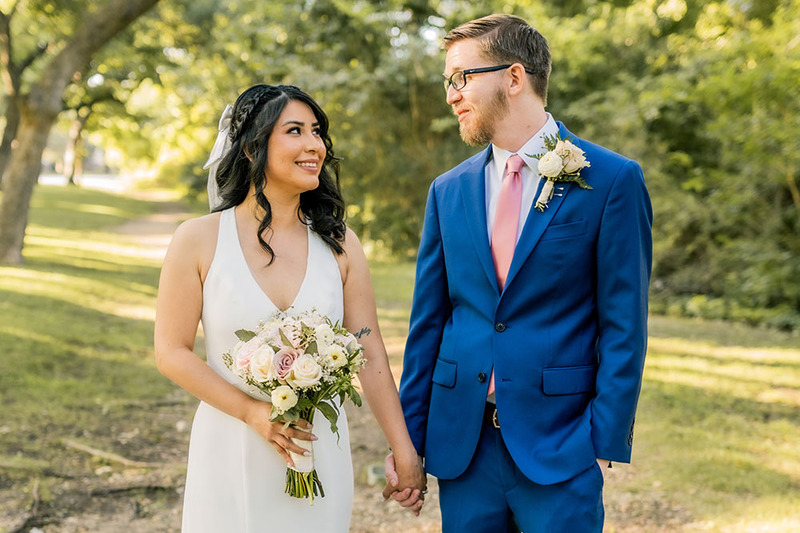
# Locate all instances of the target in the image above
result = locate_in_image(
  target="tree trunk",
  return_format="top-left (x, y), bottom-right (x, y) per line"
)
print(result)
top-left (0, 0), bottom-right (159, 264)
top-left (0, 93), bottom-right (20, 188)
top-left (0, 99), bottom-right (56, 263)
top-left (64, 112), bottom-right (90, 186)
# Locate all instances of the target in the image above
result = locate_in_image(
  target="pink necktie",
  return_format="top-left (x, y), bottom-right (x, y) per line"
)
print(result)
top-left (488, 154), bottom-right (524, 396)
top-left (491, 154), bottom-right (524, 291)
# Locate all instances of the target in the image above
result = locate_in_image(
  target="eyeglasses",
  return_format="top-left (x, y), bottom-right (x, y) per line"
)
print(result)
top-left (443, 64), bottom-right (535, 92)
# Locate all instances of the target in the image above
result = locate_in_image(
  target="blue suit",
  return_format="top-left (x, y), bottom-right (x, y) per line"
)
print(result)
top-left (399, 123), bottom-right (652, 528)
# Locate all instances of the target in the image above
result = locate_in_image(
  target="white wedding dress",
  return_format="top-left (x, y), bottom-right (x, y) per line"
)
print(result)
top-left (181, 207), bottom-right (353, 532)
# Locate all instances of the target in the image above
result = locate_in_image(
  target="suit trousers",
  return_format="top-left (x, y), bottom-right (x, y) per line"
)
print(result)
top-left (438, 415), bottom-right (604, 533)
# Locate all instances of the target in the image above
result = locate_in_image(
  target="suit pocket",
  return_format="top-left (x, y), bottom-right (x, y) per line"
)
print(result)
top-left (432, 358), bottom-right (457, 388)
top-left (540, 219), bottom-right (587, 241)
top-left (542, 364), bottom-right (596, 395)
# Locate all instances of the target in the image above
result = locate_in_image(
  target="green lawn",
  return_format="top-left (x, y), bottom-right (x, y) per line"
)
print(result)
top-left (1, 185), bottom-right (798, 532)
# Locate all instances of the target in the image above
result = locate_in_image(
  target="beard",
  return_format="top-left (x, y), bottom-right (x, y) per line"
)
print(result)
top-left (459, 87), bottom-right (509, 146)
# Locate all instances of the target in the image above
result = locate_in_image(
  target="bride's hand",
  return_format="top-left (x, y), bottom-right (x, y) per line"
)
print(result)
top-left (382, 451), bottom-right (426, 515)
top-left (243, 400), bottom-right (317, 467)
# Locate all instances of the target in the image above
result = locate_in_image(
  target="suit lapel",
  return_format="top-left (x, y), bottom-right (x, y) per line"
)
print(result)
top-left (459, 147), bottom-right (499, 293)
top-left (504, 123), bottom-right (578, 291)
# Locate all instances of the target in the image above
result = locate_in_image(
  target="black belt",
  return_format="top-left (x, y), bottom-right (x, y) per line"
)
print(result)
top-left (483, 402), bottom-right (500, 429)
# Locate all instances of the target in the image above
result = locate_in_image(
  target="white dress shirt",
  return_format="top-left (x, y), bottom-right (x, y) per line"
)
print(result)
top-left (485, 113), bottom-right (560, 240)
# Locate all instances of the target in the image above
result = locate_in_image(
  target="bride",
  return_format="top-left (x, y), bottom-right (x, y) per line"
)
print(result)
top-left (154, 84), bottom-right (425, 531)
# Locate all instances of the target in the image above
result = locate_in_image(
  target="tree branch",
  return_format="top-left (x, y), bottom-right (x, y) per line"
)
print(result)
top-left (32, 0), bottom-right (160, 115)
top-left (62, 439), bottom-right (168, 468)
top-left (17, 41), bottom-right (49, 74)
top-left (0, 9), bottom-right (14, 92)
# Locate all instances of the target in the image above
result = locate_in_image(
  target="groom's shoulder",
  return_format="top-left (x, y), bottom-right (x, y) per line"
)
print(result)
top-left (582, 138), bottom-right (634, 166)
top-left (434, 149), bottom-right (488, 187)
top-left (563, 127), bottom-right (639, 177)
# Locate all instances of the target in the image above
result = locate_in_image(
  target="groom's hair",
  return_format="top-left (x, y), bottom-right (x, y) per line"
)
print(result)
top-left (443, 14), bottom-right (551, 104)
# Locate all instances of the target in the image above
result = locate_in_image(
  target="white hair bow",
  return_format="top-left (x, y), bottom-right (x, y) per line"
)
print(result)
top-left (203, 104), bottom-right (234, 211)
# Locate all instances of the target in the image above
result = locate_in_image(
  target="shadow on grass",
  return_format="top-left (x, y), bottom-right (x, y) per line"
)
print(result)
top-left (633, 374), bottom-right (800, 525)
top-left (0, 288), bottom-right (187, 462)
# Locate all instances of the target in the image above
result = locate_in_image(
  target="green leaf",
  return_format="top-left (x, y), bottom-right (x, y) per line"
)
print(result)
top-left (349, 388), bottom-right (362, 408)
top-left (306, 340), bottom-right (318, 355)
top-left (316, 401), bottom-right (339, 435)
top-left (279, 328), bottom-right (294, 348)
top-left (235, 329), bottom-right (257, 342)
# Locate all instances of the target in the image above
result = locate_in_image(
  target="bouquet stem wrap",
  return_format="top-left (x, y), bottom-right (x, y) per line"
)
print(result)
top-left (289, 433), bottom-right (314, 474)
top-left (286, 409), bottom-right (324, 504)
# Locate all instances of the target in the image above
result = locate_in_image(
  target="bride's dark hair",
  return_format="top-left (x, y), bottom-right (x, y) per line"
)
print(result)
top-left (212, 84), bottom-right (346, 262)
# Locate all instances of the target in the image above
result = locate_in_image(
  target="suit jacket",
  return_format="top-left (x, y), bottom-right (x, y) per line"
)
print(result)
top-left (399, 123), bottom-right (653, 485)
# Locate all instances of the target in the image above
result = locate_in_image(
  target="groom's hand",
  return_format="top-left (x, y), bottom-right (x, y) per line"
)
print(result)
top-left (382, 452), bottom-right (426, 516)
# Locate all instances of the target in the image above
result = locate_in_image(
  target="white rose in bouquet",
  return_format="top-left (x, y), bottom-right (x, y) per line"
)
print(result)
top-left (288, 354), bottom-right (323, 388)
top-left (314, 323), bottom-right (335, 350)
top-left (249, 345), bottom-right (277, 382)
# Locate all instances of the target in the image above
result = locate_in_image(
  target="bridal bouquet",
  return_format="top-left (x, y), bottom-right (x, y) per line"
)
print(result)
top-left (222, 309), bottom-right (366, 503)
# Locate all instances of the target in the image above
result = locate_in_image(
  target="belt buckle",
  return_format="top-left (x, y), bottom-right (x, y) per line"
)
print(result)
top-left (491, 408), bottom-right (500, 429)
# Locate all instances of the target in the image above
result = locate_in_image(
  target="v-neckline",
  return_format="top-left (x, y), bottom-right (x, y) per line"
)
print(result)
top-left (230, 207), bottom-right (311, 313)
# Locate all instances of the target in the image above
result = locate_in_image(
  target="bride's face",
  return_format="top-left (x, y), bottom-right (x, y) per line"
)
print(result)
top-left (264, 100), bottom-right (326, 196)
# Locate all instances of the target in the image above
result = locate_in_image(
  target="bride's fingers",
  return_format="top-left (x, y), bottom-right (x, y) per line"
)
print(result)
top-left (275, 433), bottom-right (311, 456)
top-left (391, 487), bottom-right (413, 502)
top-left (409, 498), bottom-right (425, 516)
top-left (269, 441), bottom-right (293, 467)
top-left (282, 425), bottom-right (317, 442)
top-left (396, 488), bottom-right (422, 507)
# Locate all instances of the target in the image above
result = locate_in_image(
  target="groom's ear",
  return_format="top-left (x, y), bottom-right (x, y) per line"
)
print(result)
top-left (507, 63), bottom-right (528, 96)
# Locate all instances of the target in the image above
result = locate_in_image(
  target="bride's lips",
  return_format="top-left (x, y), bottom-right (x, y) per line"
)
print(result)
top-left (295, 160), bottom-right (320, 172)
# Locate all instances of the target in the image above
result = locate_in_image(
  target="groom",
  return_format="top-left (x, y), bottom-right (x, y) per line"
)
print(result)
top-left (385, 14), bottom-right (653, 532)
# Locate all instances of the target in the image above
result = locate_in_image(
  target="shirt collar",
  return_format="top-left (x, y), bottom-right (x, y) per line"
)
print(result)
top-left (490, 113), bottom-right (559, 179)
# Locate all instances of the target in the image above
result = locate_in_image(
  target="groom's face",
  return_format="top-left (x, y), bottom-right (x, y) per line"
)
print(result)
top-left (444, 38), bottom-right (509, 146)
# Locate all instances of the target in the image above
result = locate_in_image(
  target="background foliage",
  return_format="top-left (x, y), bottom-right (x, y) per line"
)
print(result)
top-left (1, 0), bottom-right (798, 329)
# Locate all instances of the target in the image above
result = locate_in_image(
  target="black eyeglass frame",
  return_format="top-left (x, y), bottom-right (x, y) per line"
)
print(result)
top-left (443, 64), bottom-right (536, 92)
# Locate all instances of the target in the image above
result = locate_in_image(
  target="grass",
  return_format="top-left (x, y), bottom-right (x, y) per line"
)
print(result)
top-left (0, 186), bottom-right (195, 498)
top-left (1, 184), bottom-right (799, 531)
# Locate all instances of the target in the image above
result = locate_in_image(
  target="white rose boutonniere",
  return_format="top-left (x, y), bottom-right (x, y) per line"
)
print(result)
top-left (529, 134), bottom-right (592, 212)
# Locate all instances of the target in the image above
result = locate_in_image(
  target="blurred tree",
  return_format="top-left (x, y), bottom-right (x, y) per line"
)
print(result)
top-left (0, 0), bottom-right (159, 264)
top-left (0, 2), bottom-right (49, 188)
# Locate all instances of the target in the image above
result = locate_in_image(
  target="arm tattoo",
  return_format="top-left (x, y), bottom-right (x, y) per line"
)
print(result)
top-left (353, 327), bottom-right (372, 339)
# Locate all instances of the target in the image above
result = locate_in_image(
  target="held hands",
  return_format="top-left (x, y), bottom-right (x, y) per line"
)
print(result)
top-left (382, 451), bottom-right (427, 516)
top-left (244, 400), bottom-right (317, 467)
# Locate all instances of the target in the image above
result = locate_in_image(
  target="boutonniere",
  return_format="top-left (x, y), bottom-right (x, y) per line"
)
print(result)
top-left (529, 134), bottom-right (592, 212)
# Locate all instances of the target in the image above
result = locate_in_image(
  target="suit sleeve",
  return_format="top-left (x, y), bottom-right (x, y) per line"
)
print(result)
top-left (591, 160), bottom-right (653, 463)
top-left (399, 181), bottom-right (452, 456)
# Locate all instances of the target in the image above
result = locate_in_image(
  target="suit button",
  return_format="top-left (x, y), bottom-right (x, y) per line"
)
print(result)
top-left (478, 372), bottom-right (486, 383)
top-left (495, 323), bottom-right (506, 332)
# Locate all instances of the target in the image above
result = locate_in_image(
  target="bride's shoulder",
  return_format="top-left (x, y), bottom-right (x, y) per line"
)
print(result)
top-left (342, 226), bottom-right (365, 256)
top-left (172, 212), bottom-right (221, 243)
top-left (166, 212), bottom-right (222, 262)
top-left (334, 227), bottom-right (366, 285)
